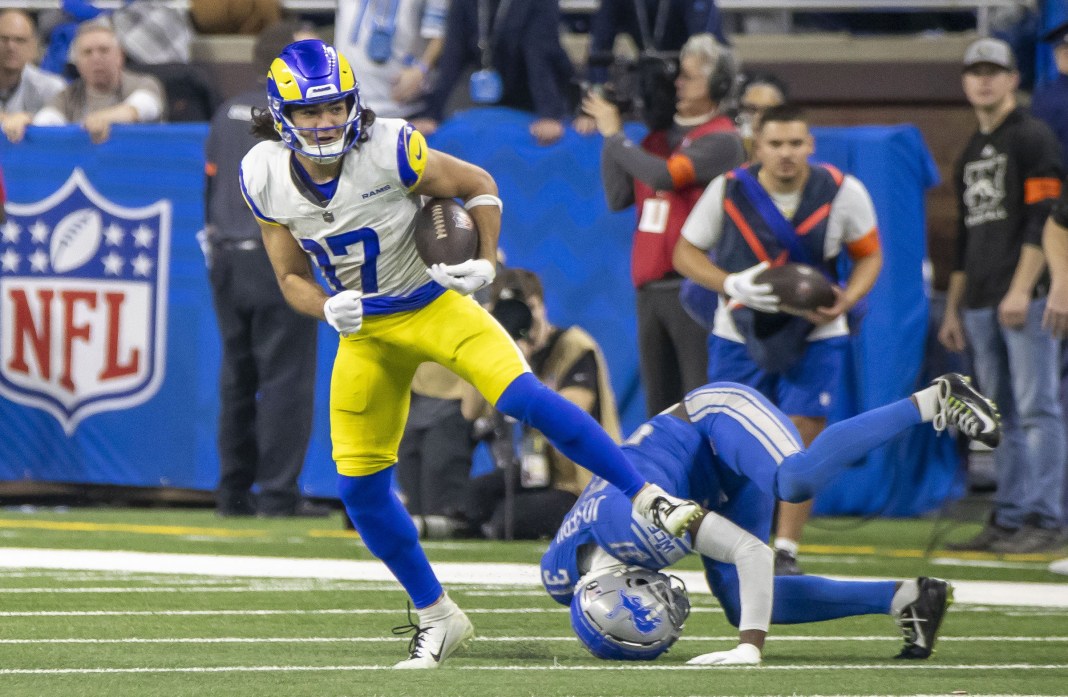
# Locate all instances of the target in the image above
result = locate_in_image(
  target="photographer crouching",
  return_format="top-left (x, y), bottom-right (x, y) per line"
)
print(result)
top-left (582, 34), bottom-right (745, 416)
top-left (457, 269), bottom-right (623, 541)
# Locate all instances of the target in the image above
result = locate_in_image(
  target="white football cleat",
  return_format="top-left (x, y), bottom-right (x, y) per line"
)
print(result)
top-left (392, 601), bottom-right (475, 669)
top-left (633, 483), bottom-right (703, 538)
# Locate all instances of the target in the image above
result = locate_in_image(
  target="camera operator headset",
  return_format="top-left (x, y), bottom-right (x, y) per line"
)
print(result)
top-left (582, 34), bottom-right (747, 417)
top-left (576, 0), bottom-right (732, 133)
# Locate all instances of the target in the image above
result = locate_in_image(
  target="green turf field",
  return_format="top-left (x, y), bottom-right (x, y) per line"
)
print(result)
top-left (0, 507), bottom-right (1065, 697)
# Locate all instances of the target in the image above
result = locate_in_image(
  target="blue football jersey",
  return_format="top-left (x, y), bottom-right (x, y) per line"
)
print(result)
top-left (541, 383), bottom-right (802, 605)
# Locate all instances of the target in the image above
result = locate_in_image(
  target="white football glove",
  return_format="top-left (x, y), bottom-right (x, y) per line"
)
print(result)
top-left (723, 261), bottom-right (779, 313)
top-left (323, 289), bottom-right (363, 336)
top-left (427, 258), bottom-right (496, 296)
top-left (686, 642), bottom-right (762, 666)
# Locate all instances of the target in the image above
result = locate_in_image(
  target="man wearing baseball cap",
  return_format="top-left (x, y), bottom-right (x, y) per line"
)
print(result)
top-left (1032, 20), bottom-right (1068, 165)
top-left (938, 37), bottom-right (1067, 554)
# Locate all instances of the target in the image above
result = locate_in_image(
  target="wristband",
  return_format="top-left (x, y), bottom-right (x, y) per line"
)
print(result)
top-left (463, 194), bottom-right (503, 212)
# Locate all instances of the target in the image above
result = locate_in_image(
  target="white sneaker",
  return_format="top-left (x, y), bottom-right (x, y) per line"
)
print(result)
top-left (392, 602), bottom-right (475, 669)
top-left (633, 484), bottom-right (703, 538)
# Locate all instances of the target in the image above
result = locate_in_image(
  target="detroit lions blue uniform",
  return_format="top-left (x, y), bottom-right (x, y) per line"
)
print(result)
top-left (542, 382), bottom-right (925, 625)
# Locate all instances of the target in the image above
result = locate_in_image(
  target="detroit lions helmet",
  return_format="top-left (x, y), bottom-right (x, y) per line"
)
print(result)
top-left (570, 565), bottom-right (690, 661)
top-left (266, 39), bottom-right (362, 163)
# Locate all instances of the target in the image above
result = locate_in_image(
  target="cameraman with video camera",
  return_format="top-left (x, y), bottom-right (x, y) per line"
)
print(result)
top-left (584, 34), bottom-right (744, 416)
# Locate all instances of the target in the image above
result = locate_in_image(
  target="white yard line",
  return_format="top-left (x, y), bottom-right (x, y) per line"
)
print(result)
top-left (6, 605), bottom-right (1064, 618)
top-left (0, 635), bottom-right (1065, 644)
top-left (0, 607), bottom-right (572, 617)
top-left (0, 663), bottom-right (1065, 675)
top-left (0, 547), bottom-right (1065, 607)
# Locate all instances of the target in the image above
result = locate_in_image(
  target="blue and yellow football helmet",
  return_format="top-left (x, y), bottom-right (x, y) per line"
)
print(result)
top-left (570, 565), bottom-right (690, 661)
top-left (266, 39), bottom-right (362, 163)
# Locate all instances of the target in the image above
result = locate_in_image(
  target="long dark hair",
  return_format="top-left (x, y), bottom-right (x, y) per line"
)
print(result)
top-left (249, 104), bottom-right (377, 145)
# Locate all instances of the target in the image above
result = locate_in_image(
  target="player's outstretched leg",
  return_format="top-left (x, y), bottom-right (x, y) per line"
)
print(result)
top-left (893, 577), bottom-right (953, 659)
top-left (393, 593), bottom-right (476, 669)
top-left (496, 373), bottom-right (700, 537)
top-left (768, 375), bottom-right (1000, 503)
top-left (930, 373), bottom-right (1002, 447)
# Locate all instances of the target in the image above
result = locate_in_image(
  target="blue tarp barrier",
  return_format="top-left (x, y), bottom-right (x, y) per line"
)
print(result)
top-left (0, 112), bottom-right (957, 515)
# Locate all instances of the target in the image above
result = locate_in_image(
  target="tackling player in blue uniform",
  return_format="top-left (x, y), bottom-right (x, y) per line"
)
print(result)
top-left (542, 373), bottom-right (1001, 664)
top-left (239, 39), bottom-right (702, 669)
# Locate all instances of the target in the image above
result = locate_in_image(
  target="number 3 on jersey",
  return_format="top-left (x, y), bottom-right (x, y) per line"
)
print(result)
top-left (301, 228), bottom-right (381, 294)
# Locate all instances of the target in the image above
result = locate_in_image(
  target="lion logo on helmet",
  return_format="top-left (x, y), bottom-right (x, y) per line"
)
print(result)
top-left (606, 591), bottom-right (662, 634)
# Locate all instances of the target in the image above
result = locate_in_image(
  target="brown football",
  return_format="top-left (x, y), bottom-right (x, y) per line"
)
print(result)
top-left (755, 262), bottom-right (837, 311)
top-left (413, 198), bottom-right (479, 267)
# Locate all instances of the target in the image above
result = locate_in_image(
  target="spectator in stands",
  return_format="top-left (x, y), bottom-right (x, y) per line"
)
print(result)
top-left (457, 268), bottom-right (622, 540)
top-left (1041, 164), bottom-right (1068, 547)
top-left (32, 23), bottom-right (164, 144)
top-left (673, 104), bottom-right (883, 576)
top-left (586, 34), bottom-right (743, 418)
top-left (0, 10), bottom-right (65, 144)
top-left (38, 0), bottom-right (213, 122)
top-left (736, 72), bottom-right (787, 159)
top-left (204, 21), bottom-right (325, 518)
top-left (938, 38), bottom-right (1066, 554)
top-left (1036, 21), bottom-right (1068, 559)
top-left (418, 0), bottom-right (575, 146)
top-left (40, 0), bottom-right (194, 77)
top-left (1032, 20), bottom-right (1068, 167)
top-left (334, 0), bottom-right (447, 121)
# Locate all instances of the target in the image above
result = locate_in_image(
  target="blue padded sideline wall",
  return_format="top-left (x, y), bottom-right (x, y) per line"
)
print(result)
top-left (0, 112), bottom-right (960, 515)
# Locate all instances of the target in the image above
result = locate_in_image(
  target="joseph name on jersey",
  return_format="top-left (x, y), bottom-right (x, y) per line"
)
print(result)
top-left (239, 118), bottom-right (432, 311)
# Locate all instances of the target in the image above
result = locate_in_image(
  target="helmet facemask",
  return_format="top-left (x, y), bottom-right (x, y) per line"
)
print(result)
top-left (272, 94), bottom-right (361, 164)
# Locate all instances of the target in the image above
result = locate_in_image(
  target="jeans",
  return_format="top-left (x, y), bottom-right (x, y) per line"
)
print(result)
top-left (963, 298), bottom-right (1066, 529)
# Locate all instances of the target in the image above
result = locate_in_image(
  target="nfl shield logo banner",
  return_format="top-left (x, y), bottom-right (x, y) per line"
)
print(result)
top-left (0, 168), bottom-right (171, 434)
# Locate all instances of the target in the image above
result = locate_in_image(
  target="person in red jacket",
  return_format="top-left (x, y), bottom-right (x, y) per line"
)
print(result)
top-left (583, 34), bottom-right (745, 417)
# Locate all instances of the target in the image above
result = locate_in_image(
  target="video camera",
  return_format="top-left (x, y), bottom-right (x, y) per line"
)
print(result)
top-left (585, 51), bottom-right (680, 132)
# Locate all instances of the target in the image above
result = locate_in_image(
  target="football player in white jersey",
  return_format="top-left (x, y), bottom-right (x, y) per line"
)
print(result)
top-left (239, 39), bottom-right (703, 669)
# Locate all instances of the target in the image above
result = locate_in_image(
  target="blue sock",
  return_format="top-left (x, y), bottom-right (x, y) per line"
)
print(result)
top-left (495, 373), bottom-right (645, 498)
top-left (771, 576), bottom-right (897, 623)
top-left (337, 470), bottom-right (442, 609)
top-left (776, 398), bottom-right (921, 502)
top-left (709, 561), bottom-right (894, 626)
